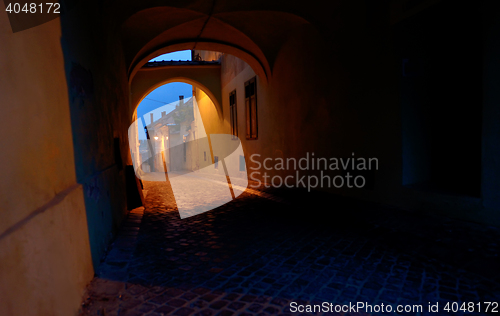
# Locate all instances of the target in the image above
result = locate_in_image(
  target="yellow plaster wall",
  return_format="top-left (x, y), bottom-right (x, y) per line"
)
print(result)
top-left (0, 14), bottom-right (94, 316)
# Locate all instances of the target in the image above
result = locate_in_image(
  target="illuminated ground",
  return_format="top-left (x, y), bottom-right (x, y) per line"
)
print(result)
top-left (79, 180), bottom-right (500, 316)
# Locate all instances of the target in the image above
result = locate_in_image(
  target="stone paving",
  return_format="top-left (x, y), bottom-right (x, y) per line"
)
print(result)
top-left (79, 180), bottom-right (500, 316)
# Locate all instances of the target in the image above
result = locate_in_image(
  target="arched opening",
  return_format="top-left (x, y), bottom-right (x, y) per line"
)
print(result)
top-left (128, 49), bottom-right (253, 219)
top-left (129, 49), bottom-right (224, 121)
top-left (129, 41), bottom-right (270, 85)
top-left (131, 81), bottom-right (223, 176)
top-left (132, 77), bottom-right (223, 122)
top-left (120, 7), bottom-right (312, 84)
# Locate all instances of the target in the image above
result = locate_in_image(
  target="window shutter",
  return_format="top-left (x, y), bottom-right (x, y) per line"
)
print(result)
top-left (245, 77), bottom-right (257, 139)
top-left (245, 98), bottom-right (251, 138)
top-left (251, 95), bottom-right (257, 139)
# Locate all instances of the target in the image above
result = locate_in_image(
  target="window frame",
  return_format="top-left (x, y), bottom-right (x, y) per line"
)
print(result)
top-left (229, 90), bottom-right (238, 140)
top-left (244, 77), bottom-right (258, 140)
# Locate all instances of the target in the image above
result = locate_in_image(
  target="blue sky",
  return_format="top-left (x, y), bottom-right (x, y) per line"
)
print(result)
top-left (137, 50), bottom-right (193, 127)
top-left (149, 50), bottom-right (191, 62)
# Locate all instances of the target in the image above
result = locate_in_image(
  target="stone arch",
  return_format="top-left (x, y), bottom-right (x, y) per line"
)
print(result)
top-left (129, 41), bottom-right (269, 85)
top-left (121, 6), bottom-right (313, 84)
top-left (131, 74), bottom-right (222, 121)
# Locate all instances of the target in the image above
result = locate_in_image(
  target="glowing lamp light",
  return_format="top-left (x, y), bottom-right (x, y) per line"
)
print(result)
top-left (154, 136), bottom-right (158, 140)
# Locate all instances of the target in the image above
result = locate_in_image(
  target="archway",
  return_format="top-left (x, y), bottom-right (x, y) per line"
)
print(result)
top-left (131, 75), bottom-right (222, 122)
top-left (121, 6), bottom-right (313, 83)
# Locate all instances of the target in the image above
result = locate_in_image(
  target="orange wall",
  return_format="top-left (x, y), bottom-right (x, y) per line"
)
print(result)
top-left (0, 15), bottom-right (94, 316)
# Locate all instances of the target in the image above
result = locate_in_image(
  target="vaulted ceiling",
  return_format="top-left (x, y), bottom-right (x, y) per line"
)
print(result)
top-left (103, 0), bottom-right (343, 81)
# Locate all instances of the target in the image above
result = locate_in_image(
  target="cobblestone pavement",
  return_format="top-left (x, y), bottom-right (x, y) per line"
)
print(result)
top-left (79, 179), bottom-right (500, 316)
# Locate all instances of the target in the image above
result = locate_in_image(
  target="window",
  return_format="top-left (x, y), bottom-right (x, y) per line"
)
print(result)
top-left (214, 156), bottom-right (219, 169)
top-left (229, 90), bottom-right (237, 139)
top-left (245, 77), bottom-right (257, 139)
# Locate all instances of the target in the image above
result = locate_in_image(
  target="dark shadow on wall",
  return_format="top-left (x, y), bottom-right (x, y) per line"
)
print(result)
top-left (394, 0), bottom-right (483, 198)
top-left (59, 1), bottom-right (131, 269)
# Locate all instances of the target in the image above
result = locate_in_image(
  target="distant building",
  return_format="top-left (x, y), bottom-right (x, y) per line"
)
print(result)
top-left (140, 95), bottom-right (204, 172)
